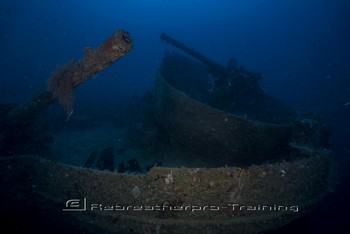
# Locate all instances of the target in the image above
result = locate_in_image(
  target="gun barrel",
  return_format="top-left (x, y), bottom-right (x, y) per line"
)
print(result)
top-left (161, 33), bottom-right (228, 85)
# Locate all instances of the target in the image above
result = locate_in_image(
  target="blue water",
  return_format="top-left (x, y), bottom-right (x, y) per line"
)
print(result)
top-left (1, 0), bottom-right (349, 233)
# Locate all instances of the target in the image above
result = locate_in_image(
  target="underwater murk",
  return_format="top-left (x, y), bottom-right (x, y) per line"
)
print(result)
top-left (1, 1), bottom-right (349, 233)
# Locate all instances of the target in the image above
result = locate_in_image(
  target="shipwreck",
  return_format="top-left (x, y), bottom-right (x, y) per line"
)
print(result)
top-left (0, 31), bottom-right (336, 233)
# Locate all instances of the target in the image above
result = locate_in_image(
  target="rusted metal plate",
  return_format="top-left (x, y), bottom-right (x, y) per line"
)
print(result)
top-left (155, 72), bottom-right (292, 166)
top-left (0, 150), bottom-right (335, 233)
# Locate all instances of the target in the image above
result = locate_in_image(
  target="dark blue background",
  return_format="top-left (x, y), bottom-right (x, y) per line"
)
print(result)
top-left (1, 0), bottom-right (349, 232)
